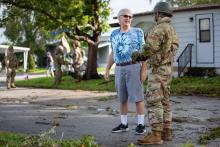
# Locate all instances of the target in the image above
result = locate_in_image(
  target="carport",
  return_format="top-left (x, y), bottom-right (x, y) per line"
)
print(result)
top-left (0, 45), bottom-right (30, 71)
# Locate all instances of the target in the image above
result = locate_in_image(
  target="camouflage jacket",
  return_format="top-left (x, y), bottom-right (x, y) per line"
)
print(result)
top-left (74, 47), bottom-right (84, 66)
top-left (141, 17), bottom-right (179, 66)
top-left (54, 53), bottom-right (64, 68)
top-left (5, 52), bottom-right (18, 68)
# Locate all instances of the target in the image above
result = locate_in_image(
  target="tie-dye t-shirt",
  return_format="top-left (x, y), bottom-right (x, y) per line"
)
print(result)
top-left (110, 27), bottom-right (144, 64)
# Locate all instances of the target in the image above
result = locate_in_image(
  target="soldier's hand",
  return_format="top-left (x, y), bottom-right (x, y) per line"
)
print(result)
top-left (131, 51), bottom-right (141, 62)
top-left (132, 51), bottom-right (150, 62)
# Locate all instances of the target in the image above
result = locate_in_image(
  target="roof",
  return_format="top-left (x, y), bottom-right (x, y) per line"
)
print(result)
top-left (0, 45), bottom-right (30, 53)
top-left (111, 3), bottom-right (220, 21)
top-left (133, 3), bottom-right (220, 17)
top-left (110, 3), bottom-right (220, 27)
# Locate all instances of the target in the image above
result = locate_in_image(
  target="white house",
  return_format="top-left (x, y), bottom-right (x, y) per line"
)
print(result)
top-left (98, 3), bottom-right (220, 75)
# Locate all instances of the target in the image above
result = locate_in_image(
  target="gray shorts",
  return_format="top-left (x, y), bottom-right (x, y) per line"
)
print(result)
top-left (115, 63), bottom-right (144, 103)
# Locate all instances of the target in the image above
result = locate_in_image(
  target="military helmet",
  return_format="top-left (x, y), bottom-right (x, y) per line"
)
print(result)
top-left (55, 45), bottom-right (64, 54)
top-left (8, 45), bottom-right (14, 52)
top-left (154, 2), bottom-right (173, 16)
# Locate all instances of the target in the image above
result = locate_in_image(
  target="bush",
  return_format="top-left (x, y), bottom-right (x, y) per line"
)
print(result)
top-left (28, 54), bottom-right (36, 70)
top-left (185, 68), bottom-right (216, 77)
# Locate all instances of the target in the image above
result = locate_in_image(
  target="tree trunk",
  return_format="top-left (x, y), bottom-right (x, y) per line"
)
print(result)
top-left (85, 43), bottom-right (100, 79)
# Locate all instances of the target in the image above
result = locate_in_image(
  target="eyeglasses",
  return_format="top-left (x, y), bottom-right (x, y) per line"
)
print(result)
top-left (120, 15), bottom-right (133, 19)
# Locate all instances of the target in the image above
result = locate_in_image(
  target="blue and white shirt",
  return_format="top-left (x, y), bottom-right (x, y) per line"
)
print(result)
top-left (110, 27), bottom-right (145, 64)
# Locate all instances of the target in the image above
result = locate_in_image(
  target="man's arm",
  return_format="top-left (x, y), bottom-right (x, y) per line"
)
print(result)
top-left (104, 51), bottom-right (114, 81)
top-left (140, 61), bottom-right (148, 83)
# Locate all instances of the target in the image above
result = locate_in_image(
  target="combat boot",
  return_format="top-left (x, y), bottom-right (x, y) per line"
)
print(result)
top-left (11, 83), bottom-right (16, 88)
top-left (162, 128), bottom-right (172, 141)
top-left (137, 131), bottom-right (163, 145)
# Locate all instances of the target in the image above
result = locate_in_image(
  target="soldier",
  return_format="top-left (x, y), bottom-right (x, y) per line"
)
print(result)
top-left (54, 45), bottom-right (65, 85)
top-left (72, 40), bottom-right (84, 82)
top-left (132, 2), bottom-right (179, 145)
top-left (5, 45), bottom-right (18, 89)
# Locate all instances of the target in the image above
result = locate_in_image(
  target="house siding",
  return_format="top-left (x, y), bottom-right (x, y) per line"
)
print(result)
top-left (214, 11), bottom-right (220, 67)
top-left (132, 9), bottom-right (220, 68)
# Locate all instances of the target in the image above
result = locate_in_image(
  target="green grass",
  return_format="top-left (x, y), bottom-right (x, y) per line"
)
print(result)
top-left (16, 76), bottom-right (115, 92)
top-left (17, 68), bottom-right (47, 74)
top-left (0, 131), bottom-right (99, 147)
top-left (16, 76), bottom-right (220, 97)
top-left (198, 125), bottom-right (220, 145)
top-left (97, 67), bottom-right (114, 74)
top-left (171, 76), bottom-right (220, 97)
top-left (0, 131), bottom-right (25, 147)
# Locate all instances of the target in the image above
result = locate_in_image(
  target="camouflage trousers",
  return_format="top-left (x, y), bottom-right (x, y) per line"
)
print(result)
top-left (145, 65), bottom-right (172, 132)
top-left (54, 66), bottom-right (62, 85)
top-left (73, 64), bottom-right (82, 82)
top-left (6, 68), bottom-right (16, 86)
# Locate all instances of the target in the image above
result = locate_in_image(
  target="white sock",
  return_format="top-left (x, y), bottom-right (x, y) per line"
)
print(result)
top-left (121, 115), bottom-right (128, 125)
top-left (137, 114), bottom-right (145, 125)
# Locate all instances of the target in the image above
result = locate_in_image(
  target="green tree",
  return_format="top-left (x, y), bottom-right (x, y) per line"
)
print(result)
top-left (1, 6), bottom-right (48, 69)
top-left (0, 0), bottom-right (111, 79)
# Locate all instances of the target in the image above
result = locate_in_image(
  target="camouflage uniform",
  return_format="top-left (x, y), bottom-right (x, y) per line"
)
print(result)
top-left (141, 17), bottom-right (179, 132)
top-left (72, 41), bottom-right (84, 82)
top-left (5, 46), bottom-right (18, 89)
top-left (54, 46), bottom-right (64, 85)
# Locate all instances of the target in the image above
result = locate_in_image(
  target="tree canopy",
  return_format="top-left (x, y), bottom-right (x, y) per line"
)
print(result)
top-left (0, 0), bottom-right (111, 79)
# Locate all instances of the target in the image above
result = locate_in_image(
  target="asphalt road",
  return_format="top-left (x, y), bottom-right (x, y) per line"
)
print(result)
top-left (0, 87), bottom-right (220, 147)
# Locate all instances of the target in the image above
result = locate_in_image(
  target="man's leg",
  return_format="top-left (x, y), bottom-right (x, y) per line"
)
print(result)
top-left (112, 100), bottom-right (129, 133)
top-left (121, 100), bottom-right (128, 124)
top-left (112, 66), bottom-right (129, 133)
top-left (135, 101), bottom-right (146, 134)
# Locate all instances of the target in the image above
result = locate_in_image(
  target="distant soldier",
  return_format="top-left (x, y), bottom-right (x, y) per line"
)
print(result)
top-left (54, 45), bottom-right (65, 85)
top-left (5, 45), bottom-right (18, 89)
top-left (132, 2), bottom-right (179, 145)
top-left (46, 51), bottom-right (55, 77)
top-left (72, 40), bottom-right (84, 82)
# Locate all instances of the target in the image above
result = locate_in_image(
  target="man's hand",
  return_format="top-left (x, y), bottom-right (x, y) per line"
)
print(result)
top-left (104, 69), bottom-right (110, 81)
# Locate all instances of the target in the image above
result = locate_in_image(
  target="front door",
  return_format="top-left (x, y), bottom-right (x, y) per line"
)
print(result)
top-left (196, 14), bottom-right (214, 63)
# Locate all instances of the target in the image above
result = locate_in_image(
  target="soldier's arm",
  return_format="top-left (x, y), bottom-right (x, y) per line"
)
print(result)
top-left (145, 27), bottom-right (165, 53)
top-left (133, 26), bottom-right (166, 62)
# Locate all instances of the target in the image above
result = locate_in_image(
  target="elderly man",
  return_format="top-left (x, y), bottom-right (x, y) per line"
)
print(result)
top-left (104, 8), bottom-right (147, 135)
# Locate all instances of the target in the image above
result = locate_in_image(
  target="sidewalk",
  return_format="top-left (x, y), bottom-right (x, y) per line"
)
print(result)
top-left (0, 72), bottom-right (47, 82)
top-left (0, 88), bottom-right (220, 147)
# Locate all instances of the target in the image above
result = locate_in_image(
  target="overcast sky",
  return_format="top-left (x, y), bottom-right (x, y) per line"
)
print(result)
top-left (109, 0), bottom-right (160, 22)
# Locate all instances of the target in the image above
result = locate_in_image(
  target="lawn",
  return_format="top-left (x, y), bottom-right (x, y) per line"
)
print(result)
top-left (16, 75), bottom-right (220, 97)
top-left (0, 129), bottom-right (99, 147)
top-left (16, 76), bottom-right (115, 91)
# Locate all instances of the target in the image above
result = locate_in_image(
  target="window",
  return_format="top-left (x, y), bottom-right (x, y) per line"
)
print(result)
top-left (199, 18), bottom-right (210, 42)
